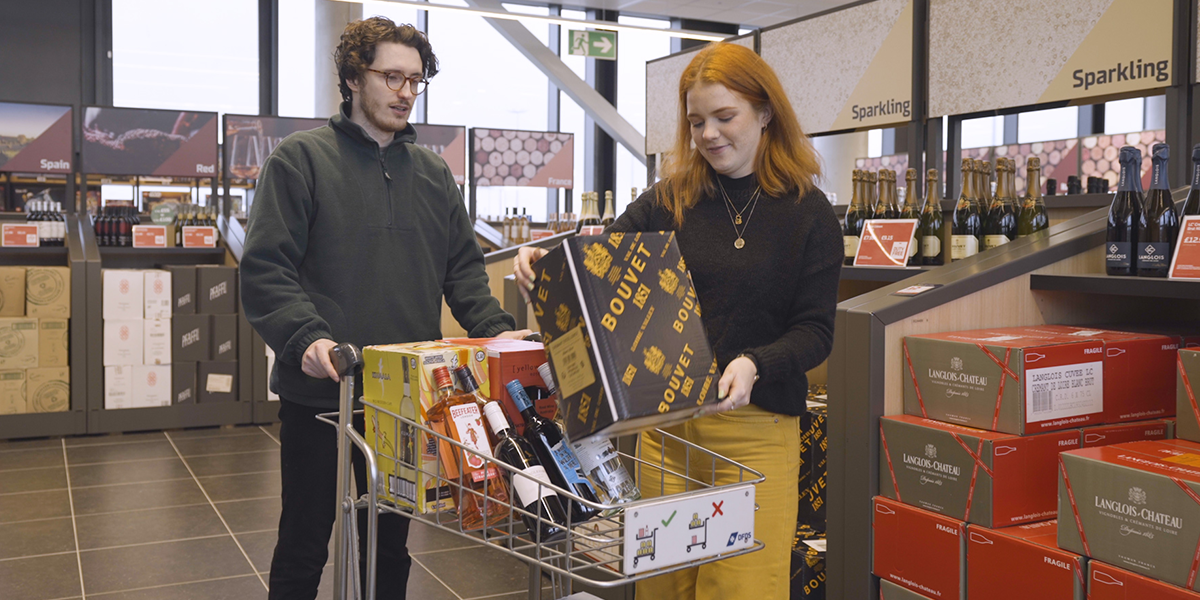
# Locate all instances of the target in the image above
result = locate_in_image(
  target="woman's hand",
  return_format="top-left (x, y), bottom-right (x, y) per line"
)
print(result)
top-left (701, 355), bottom-right (758, 415)
top-left (513, 246), bottom-right (550, 302)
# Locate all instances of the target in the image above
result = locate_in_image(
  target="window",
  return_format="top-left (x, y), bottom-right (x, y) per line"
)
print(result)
top-left (112, 0), bottom-right (258, 117)
top-left (278, 0), bottom-right (317, 118)
top-left (615, 15), bottom-right (672, 212)
top-left (1104, 98), bottom-right (1144, 134)
top-left (961, 116), bottom-right (1003, 149)
top-left (426, 1), bottom-right (552, 221)
top-left (1017, 107), bottom-right (1077, 143)
top-left (867, 129), bottom-right (883, 158)
top-left (558, 9), bottom-right (589, 221)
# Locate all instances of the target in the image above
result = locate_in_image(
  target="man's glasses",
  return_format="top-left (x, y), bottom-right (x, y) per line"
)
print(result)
top-left (366, 69), bottom-right (428, 95)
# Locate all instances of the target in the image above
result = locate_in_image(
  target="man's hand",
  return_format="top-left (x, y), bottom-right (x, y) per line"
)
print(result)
top-left (496, 329), bottom-right (534, 340)
top-left (700, 356), bottom-right (757, 416)
top-left (302, 338), bottom-right (341, 382)
top-left (513, 247), bottom-right (550, 302)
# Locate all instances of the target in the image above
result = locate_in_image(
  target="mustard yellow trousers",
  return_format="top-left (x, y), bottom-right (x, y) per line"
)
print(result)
top-left (635, 404), bottom-right (802, 600)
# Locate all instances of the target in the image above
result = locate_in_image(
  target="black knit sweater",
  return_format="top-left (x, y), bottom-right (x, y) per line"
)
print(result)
top-left (608, 173), bottom-right (843, 416)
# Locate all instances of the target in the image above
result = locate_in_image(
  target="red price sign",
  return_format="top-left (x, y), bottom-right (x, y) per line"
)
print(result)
top-left (579, 225), bottom-right (605, 236)
top-left (1169, 216), bottom-right (1200, 279)
top-left (1, 224), bottom-right (39, 247)
top-left (132, 225), bottom-right (168, 248)
top-left (853, 219), bottom-right (919, 267)
top-left (182, 226), bottom-right (217, 248)
top-left (530, 229), bottom-right (554, 241)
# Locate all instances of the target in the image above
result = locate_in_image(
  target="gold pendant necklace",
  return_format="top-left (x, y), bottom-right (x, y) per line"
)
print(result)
top-left (718, 181), bottom-right (761, 250)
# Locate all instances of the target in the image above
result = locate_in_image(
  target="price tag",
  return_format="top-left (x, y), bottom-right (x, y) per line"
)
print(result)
top-left (1169, 216), bottom-right (1200, 279)
top-left (579, 225), bottom-right (605, 236)
top-left (891, 284), bottom-right (942, 297)
top-left (530, 229), bottom-right (554, 241)
top-left (853, 219), bottom-right (919, 267)
top-left (1, 224), bottom-right (39, 247)
top-left (182, 226), bottom-right (217, 248)
top-left (133, 225), bottom-right (168, 248)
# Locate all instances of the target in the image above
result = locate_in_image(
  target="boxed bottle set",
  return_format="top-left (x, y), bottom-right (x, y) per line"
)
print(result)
top-left (529, 231), bottom-right (718, 441)
top-left (0, 266), bottom-right (70, 414)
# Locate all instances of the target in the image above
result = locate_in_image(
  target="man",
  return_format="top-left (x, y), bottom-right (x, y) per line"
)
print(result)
top-left (241, 17), bottom-right (529, 599)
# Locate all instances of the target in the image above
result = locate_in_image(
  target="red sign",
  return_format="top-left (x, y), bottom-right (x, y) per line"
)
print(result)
top-left (1170, 216), bottom-right (1200, 279)
top-left (1, 224), bottom-right (38, 247)
top-left (182, 226), bottom-right (217, 248)
top-left (132, 225), bottom-right (168, 248)
top-left (853, 219), bottom-right (919, 267)
top-left (579, 225), bottom-right (605, 236)
top-left (530, 229), bottom-right (554, 241)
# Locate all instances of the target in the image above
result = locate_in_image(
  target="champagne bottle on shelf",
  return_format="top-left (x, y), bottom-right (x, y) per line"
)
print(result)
top-left (872, 170), bottom-right (897, 220)
top-left (1106, 147), bottom-right (1143, 276)
top-left (950, 158), bottom-right (981, 261)
top-left (537, 363), bottom-right (639, 506)
top-left (426, 367), bottom-right (511, 531)
top-left (844, 170), bottom-right (867, 266)
top-left (1017, 158), bottom-right (1049, 238)
top-left (502, 208), bottom-right (512, 246)
top-left (979, 161), bottom-right (995, 217)
top-left (1137, 143), bottom-right (1178, 278)
top-left (919, 169), bottom-right (945, 266)
top-left (601, 191), bottom-right (615, 227)
top-left (901, 168), bottom-right (922, 266)
top-left (577, 192), bottom-right (602, 234)
top-left (1184, 143), bottom-right (1200, 219)
top-left (482, 401), bottom-right (569, 542)
top-left (505, 380), bottom-right (600, 522)
top-left (983, 158), bottom-right (1017, 251)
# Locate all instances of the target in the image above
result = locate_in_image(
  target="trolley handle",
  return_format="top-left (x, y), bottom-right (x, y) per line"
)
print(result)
top-left (329, 342), bottom-right (364, 378)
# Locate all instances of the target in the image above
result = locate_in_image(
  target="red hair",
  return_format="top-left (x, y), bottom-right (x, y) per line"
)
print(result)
top-left (657, 43), bottom-right (821, 226)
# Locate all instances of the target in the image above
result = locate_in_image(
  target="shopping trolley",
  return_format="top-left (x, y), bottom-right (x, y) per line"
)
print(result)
top-left (320, 342), bottom-right (766, 600)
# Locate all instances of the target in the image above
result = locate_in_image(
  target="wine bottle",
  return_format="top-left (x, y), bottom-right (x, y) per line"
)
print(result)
top-left (1017, 157), bottom-right (1049, 238)
top-left (919, 169), bottom-right (944, 265)
top-left (426, 367), bottom-right (511, 531)
top-left (538, 363), bottom-right (640, 506)
top-left (872, 170), bottom-right (896, 220)
top-left (505, 380), bottom-right (600, 522)
top-left (482, 401), bottom-right (569, 542)
top-left (844, 170), bottom-right (867, 265)
top-left (950, 158), bottom-right (981, 261)
top-left (579, 192), bottom-right (602, 233)
top-left (901, 168), bottom-right (922, 266)
top-left (601, 191), bottom-right (616, 227)
top-left (1137, 143), bottom-right (1178, 278)
top-left (979, 161), bottom-right (995, 217)
top-left (1183, 143), bottom-right (1200, 219)
top-left (1106, 146), bottom-right (1143, 276)
top-left (983, 158), bottom-right (1017, 250)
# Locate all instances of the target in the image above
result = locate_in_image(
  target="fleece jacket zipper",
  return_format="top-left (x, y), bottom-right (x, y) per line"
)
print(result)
top-left (379, 147), bottom-right (393, 227)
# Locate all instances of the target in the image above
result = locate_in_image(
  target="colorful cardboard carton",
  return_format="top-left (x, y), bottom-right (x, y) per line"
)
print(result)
top-left (873, 496), bottom-right (966, 600)
top-left (966, 520), bottom-right (1086, 600)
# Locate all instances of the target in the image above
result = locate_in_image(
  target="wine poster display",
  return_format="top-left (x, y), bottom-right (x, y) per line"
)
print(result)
top-left (0, 102), bottom-right (72, 174)
top-left (412, 124), bottom-right (467, 185)
top-left (223, 114), bottom-right (325, 181)
top-left (470, 128), bottom-right (574, 188)
top-left (82, 107), bottom-right (218, 178)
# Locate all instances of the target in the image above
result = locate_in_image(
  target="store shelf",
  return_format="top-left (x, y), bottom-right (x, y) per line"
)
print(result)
top-left (841, 265), bottom-right (929, 282)
top-left (1030, 273), bottom-right (1200, 300)
top-left (87, 402), bottom-right (251, 434)
top-left (97, 245), bottom-right (228, 268)
top-left (0, 411), bottom-right (86, 440)
top-left (0, 245), bottom-right (69, 265)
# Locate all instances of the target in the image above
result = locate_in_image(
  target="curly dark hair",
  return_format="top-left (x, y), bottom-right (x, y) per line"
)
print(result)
top-left (334, 17), bottom-right (439, 103)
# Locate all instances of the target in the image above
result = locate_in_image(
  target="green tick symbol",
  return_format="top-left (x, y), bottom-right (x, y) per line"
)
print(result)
top-left (661, 510), bottom-right (677, 527)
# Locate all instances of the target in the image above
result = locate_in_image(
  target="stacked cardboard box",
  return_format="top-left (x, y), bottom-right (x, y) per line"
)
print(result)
top-left (798, 400), bottom-right (828, 535)
top-left (0, 266), bottom-right (70, 415)
top-left (876, 325), bottom-right (1181, 598)
top-left (1088, 560), bottom-right (1200, 599)
top-left (103, 266), bottom-right (238, 409)
top-left (789, 525), bottom-right (826, 599)
top-left (1180, 348), bottom-right (1200, 443)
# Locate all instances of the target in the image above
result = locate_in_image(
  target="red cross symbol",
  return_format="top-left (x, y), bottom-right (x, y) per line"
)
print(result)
top-left (711, 501), bottom-right (724, 517)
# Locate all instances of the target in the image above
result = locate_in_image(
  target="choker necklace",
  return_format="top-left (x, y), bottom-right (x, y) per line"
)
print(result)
top-left (718, 179), bottom-right (761, 249)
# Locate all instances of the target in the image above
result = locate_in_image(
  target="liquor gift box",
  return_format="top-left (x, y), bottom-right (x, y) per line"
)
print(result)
top-left (441, 338), bottom-right (554, 435)
top-left (0, 267), bottom-right (25, 317)
top-left (880, 415), bottom-right (1078, 527)
top-left (903, 329), bottom-right (1105, 435)
top-left (25, 266), bottom-right (69, 318)
top-left (799, 401), bottom-right (828, 532)
top-left (880, 580), bottom-right (936, 599)
top-left (789, 529), bottom-right (826, 599)
top-left (162, 265), bottom-right (196, 315)
top-left (172, 362), bottom-right (196, 404)
top-left (530, 231), bottom-right (718, 441)
top-left (1181, 349), bottom-right (1200, 444)
top-left (966, 520), bottom-right (1086, 600)
top-left (102, 269), bottom-right (144, 320)
top-left (873, 496), bottom-right (966, 600)
top-left (1058, 440), bottom-right (1200, 591)
top-left (364, 342), bottom-right (471, 514)
top-left (1082, 419), bottom-right (1173, 448)
top-left (196, 266), bottom-right (237, 314)
top-left (1018, 326), bottom-right (1176, 423)
top-left (1088, 560), bottom-right (1200, 600)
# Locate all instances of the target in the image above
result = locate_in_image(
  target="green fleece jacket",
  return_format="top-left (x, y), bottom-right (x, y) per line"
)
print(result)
top-left (241, 103), bottom-right (515, 408)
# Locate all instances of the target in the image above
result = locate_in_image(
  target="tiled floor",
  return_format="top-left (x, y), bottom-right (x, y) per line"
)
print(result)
top-left (0, 424), bottom-right (619, 600)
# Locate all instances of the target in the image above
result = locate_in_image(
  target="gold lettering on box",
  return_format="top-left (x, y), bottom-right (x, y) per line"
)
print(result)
top-left (681, 377), bottom-right (695, 397)
top-left (608, 232), bottom-right (624, 248)
top-left (578, 392), bottom-right (591, 425)
top-left (643, 346), bottom-right (665, 375)
top-left (546, 326), bottom-right (596, 399)
top-left (622, 364), bottom-right (637, 386)
top-left (584, 244), bottom-right (613, 279)
top-left (608, 266), bottom-right (622, 284)
top-left (677, 256), bottom-right (687, 272)
top-left (658, 269), bottom-right (679, 295)
top-left (555, 305), bottom-right (571, 332)
top-left (632, 283), bottom-right (651, 309)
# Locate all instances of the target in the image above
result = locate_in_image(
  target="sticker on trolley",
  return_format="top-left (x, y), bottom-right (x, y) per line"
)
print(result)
top-left (622, 483), bottom-right (756, 574)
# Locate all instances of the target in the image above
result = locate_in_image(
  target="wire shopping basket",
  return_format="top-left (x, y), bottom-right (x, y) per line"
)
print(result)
top-left (321, 343), bottom-right (766, 600)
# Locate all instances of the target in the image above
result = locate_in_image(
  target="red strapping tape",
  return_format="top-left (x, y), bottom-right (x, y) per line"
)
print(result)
top-left (880, 425), bottom-right (901, 501)
top-left (1170, 477), bottom-right (1200, 589)
top-left (990, 348), bottom-right (1013, 430)
top-left (951, 432), bottom-right (992, 522)
top-left (1073, 557), bottom-right (1085, 592)
top-left (1059, 457), bottom-right (1090, 556)
top-left (977, 343), bottom-right (1020, 382)
top-left (1180, 354), bottom-right (1200, 434)
top-left (904, 340), bottom-right (927, 418)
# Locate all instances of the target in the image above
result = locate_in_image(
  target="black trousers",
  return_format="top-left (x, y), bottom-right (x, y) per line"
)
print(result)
top-left (269, 399), bottom-right (412, 599)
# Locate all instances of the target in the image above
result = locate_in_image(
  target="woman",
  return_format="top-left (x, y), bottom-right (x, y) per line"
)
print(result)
top-left (514, 42), bottom-right (841, 598)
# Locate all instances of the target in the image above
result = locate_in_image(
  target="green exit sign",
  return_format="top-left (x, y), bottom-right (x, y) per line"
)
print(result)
top-left (568, 30), bottom-right (617, 60)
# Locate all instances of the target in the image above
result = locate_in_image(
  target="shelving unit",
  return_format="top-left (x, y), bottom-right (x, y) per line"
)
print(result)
top-left (1029, 273), bottom-right (1200, 300)
top-left (840, 265), bottom-right (929, 282)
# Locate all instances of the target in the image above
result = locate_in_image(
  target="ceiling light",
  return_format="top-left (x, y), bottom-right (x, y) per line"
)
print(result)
top-left (329, 0), bottom-right (729, 42)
